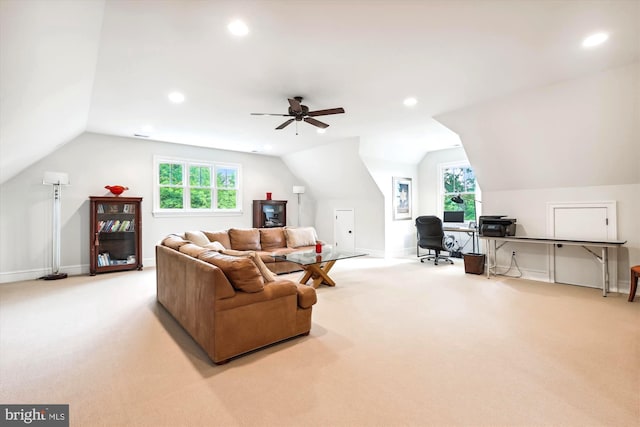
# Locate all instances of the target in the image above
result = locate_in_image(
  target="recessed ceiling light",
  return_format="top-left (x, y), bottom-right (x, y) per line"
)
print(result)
top-left (263, 144), bottom-right (273, 150)
top-left (168, 91), bottom-right (185, 103)
top-left (403, 97), bottom-right (418, 107)
top-left (141, 124), bottom-right (154, 133)
top-left (317, 128), bottom-right (326, 134)
top-left (228, 19), bottom-right (249, 36)
top-left (582, 32), bottom-right (609, 48)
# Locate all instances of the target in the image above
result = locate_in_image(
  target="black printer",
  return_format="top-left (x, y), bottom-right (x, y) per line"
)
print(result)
top-left (479, 216), bottom-right (517, 237)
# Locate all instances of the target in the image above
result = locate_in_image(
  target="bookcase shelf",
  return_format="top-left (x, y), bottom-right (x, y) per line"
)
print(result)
top-left (89, 196), bottom-right (143, 275)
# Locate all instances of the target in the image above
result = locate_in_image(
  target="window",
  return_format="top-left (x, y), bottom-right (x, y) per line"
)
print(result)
top-left (154, 156), bottom-right (241, 216)
top-left (439, 163), bottom-right (478, 222)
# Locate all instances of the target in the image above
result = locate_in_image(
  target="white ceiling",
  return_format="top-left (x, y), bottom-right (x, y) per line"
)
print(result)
top-left (1, 0), bottom-right (638, 183)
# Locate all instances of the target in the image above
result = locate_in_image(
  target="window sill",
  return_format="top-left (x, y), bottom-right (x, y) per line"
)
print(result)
top-left (152, 210), bottom-right (243, 218)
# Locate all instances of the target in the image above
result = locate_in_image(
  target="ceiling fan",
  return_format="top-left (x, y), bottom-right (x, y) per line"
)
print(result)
top-left (251, 96), bottom-right (345, 134)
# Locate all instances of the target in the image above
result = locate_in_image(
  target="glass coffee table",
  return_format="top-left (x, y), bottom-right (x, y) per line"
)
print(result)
top-left (274, 247), bottom-right (367, 288)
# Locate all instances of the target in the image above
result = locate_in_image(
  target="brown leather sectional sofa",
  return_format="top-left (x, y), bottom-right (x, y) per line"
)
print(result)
top-left (156, 227), bottom-right (320, 364)
top-left (188, 227), bottom-right (320, 274)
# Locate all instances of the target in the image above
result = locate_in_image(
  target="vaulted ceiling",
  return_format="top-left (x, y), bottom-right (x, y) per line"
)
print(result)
top-left (1, 0), bottom-right (638, 184)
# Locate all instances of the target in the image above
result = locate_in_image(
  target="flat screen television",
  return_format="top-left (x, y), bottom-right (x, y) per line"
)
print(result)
top-left (443, 211), bottom-right (464, 223)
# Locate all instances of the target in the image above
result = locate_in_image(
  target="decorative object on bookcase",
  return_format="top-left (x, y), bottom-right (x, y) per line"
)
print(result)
top-left (40, 172), bottom-right (70, 280)
top-left (105, 185), bottom-right (129, 196)
top-left (89, 196), bottom-right (143, 275)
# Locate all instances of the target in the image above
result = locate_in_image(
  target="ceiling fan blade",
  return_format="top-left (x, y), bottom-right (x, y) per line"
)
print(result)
top-left (288, 98), bottom-right (302, 114)
top-left (304, 117), bottom-right (329, 129)
top-left (306, 107), bottom-right (345, 117)
top-left (250, 113), bottom-right (292, 116)
top-left (276, 118), bottom-right (295, 130)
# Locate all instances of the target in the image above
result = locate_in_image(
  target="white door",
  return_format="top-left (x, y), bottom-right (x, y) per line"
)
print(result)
top-left (552, 205), bottom-right (611, 288)
top-left (334, 209), bottom-right (355, 252)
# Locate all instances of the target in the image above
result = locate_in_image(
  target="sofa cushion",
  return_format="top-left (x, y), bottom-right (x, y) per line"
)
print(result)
top-left (296, 284), bottom-right (317, 308)
top-left (198, 251), bottom-right (264, 293)
top-left (228, 228), bottom-right (261, 251)
top-left (185, 230), bottom-right (210, 247)
top-left (259, 227), bottom-right (287, 251)
top-left (162, 234), bottom-right (190, 250)
top-left (284, 227), bottom-right (317, 248)
top-left (202, 230), bottom-right (231, 249)
top-left (179, 243), bottom-right (210, 258)
top-left (221, 249), bottom-right (277, 282)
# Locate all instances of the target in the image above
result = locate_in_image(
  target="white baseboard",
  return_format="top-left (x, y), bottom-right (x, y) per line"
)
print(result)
top-left (0, 257), bottom-right (156, 285)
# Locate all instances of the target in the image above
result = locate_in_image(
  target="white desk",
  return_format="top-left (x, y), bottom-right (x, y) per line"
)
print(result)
top-left (480, 235), bottom-right (627, 297)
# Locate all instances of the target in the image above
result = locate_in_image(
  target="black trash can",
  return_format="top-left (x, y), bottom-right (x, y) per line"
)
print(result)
top-left (463, 253), bottom-right (485, 275)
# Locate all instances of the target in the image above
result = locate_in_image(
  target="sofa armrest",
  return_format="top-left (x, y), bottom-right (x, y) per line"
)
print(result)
top-left (296, 284), bottom-right (317, 308)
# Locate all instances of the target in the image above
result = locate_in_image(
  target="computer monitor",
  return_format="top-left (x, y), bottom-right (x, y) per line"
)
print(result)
top-left (443, 211), bottom-right (464, 223)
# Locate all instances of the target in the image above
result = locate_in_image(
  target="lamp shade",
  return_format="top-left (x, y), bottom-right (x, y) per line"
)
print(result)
top-left (292, 186), bottom-right (305, 194)
top-left (450, 194), bottom-right (464, 204)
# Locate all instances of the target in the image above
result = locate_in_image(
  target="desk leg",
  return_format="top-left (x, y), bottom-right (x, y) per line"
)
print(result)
top-left (486, 239), bottom-right (492, 279)
top-left (602, 247), bottom-right (609, 297)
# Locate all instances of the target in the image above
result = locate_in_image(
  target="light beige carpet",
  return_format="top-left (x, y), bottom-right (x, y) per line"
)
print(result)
top-left (1, 257), bottom-right (638, 426)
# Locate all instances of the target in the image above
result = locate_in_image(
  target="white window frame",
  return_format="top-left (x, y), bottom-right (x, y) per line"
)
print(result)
top-left (153, 155), bottom-right (243, 217)
top-left (437, 161), bottom-right (480, 222)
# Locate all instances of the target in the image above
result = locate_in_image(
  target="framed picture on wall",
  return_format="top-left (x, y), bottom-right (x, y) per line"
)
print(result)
top-left (392, 177), bottom-right (412, 220)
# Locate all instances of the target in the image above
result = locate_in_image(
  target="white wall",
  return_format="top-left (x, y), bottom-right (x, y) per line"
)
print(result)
top-left (436, 63), bottom-right (640, 192)
top-left (360, 156), bottom-right (417, 257)
top-left (282, 138), bottom-right (385, 255)
top-left (0, 132), bottom-right (303, 282)
top-left (435, 63), bottom-right (640, 289)
top-left (483, 184), bottom-right (640, 290)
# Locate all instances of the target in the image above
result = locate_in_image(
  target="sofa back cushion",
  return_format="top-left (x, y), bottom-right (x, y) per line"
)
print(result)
top-left (198, 251), bottom-right (264, 293)
top-left (203, 230), bottom-right (231, 249)
top-left (228, 228), bottom-right (261, 251)
top-left (259, 227), bottom-right (287, 251)
top-left (284, 227), bottom-right (317, 248)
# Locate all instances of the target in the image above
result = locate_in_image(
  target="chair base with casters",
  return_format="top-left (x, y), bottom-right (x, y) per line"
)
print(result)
top-left (417, 247), bottom-right (454, 265)
top-left (629, 265), bottom-right (640, 302)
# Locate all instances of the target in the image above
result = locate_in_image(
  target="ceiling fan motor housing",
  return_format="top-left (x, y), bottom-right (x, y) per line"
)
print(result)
top-left (289, 104), bottom-right (309, 119)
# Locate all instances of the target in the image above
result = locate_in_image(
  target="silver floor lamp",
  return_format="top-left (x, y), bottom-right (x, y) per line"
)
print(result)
top-left (292, 186), bottom-right (305, 226)
top-left (41, 171), bottom-right (69, 280)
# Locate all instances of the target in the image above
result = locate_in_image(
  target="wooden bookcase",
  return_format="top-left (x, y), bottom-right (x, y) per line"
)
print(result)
top-left (253, 200), bottom-right (287, 228)
top-left (89, 196), bottom-right (143, 275)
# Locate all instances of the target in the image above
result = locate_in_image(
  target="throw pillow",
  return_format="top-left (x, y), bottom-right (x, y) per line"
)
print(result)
top-left (221, 249), bottom-right (277, 282)
top-left (198, 251), bottom-right (264, 293)
top-left (284, 227), bottom-right (317, 248)
top-left (203, 241), bottom-right (226, 252)
top-left (228, 228), bottom-right (261, 251)
top-left (162, 234), bottom-right (190, 250)
top-left (185, 230), bottom-right (210, 247)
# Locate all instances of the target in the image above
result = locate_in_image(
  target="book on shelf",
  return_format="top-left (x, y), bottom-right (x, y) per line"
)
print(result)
top-left (97, 252), bottom-right (111, 267)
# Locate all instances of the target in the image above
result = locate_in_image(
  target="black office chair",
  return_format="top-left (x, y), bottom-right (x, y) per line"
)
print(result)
top-left (415, 216), bottom-right (454, 265)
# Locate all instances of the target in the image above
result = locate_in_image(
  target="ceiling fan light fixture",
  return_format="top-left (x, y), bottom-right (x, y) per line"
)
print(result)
top-left (228, 19), bottom-right (249, 36)
top-left (403, 97), bottom-right (418, 107)
top-left (317, 128), bottom-right (326, 134)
